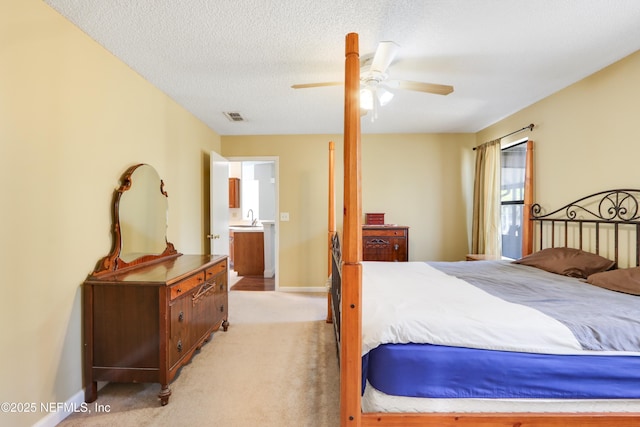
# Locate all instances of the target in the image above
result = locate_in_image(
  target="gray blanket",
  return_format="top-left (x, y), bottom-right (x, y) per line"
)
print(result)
top-left (428, 261), bottom-right (640, 352)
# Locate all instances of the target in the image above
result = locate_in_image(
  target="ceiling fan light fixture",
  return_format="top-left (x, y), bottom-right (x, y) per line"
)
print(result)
top-left (377, 86), bottom-right (394, 106)
top-left (360, 87), bottom-right (374, 110)
top-left (292, 40), bottom-right (454, 121)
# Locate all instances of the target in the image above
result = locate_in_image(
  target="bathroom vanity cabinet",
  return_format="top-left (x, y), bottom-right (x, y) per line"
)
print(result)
top-left (231, 229), bottom-right (264, 276)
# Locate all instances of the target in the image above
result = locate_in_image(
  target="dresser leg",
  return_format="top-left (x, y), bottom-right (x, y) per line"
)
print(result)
top-left (158, 385), bottom-right (171, 406)
top-left (85, 381), bottom-right (98, 403)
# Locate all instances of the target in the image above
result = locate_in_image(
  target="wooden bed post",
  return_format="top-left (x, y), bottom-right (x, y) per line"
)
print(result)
top-left (327, 140), bottom-right (335, 323)
top-left (341, 32), bottom-right (363, 427)
top-left (522, 140), bottom-right (534, 256)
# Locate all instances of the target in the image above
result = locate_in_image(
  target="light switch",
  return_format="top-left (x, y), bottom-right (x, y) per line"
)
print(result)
top-left (280, 212), bottom-right (290, 221)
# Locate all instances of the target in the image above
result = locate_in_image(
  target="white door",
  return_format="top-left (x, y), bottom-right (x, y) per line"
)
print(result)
top-left (210, 151), bottom-right (229, 256)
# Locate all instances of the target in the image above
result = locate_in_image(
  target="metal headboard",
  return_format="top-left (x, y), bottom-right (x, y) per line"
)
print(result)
top-left (531, 189), bottom-right (640, 267)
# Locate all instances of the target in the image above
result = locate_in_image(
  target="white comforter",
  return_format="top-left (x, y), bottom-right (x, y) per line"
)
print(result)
top-left (361, 261), bottom-right (583, 356)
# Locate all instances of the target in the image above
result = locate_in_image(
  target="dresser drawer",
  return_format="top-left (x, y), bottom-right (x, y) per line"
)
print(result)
top-left (212, 273), bottom-right (227, 293)
top-left (169, 297), bottom-right (189, 366)
top-left (170, 272), bottom-right (205, 300)
top-left (205, 260), bottom-right (227, 280)
top-left (362, 228), bottom-right (407, 237)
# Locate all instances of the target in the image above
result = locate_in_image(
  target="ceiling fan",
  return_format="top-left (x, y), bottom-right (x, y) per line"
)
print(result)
top-left (291, 41), bottom-right (454, 118)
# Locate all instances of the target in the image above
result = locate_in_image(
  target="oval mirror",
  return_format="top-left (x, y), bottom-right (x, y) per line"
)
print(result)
top-left (119, 164), bottom-right (169, 262)
top-left (92, 164), bottom-right (179, 276)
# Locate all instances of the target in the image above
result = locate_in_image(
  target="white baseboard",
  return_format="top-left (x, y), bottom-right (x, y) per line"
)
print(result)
top-left (32, 383), bottom-right (109, 427)
top-left (32, 389), bottom-right (85, 427)
top-left (263, 268), bottom-right (275, 278)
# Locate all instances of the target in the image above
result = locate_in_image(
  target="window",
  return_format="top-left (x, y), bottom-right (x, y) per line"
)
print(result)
top-left (500, 142), bottom-right (527, 259)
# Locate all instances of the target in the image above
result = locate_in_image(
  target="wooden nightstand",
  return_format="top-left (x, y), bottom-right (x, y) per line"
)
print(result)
top-left (362, 225), bottom-right (409, 262)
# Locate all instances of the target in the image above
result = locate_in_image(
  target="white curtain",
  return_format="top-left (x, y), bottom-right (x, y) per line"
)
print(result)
top-left (472, 139), bottom-right (502, 256)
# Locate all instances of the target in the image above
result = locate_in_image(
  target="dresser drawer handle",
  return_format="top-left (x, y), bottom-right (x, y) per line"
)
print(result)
top-left (178, 311), bottom-right (184, 322)
top-left (177, 340), bottom-right (182, 353)
top-left (366, 238), bottom-right (389, 248)
top-left (220, 304), bottom-right (224, 313)
top-left (192, 283), bottom-right (214, 305)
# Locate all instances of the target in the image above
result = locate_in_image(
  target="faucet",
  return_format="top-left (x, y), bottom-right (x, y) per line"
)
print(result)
top-left (247, 209), bottom-right (258, 226)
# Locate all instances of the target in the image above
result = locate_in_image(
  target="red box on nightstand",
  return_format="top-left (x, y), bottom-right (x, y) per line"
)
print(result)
top-left (365, 213), bottom-right (385, 225)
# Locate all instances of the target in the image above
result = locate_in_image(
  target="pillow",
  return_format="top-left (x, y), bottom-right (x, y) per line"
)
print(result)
top-left (513, 247), bottom-right (615, 279)
top-left (587, 267), bottom-right (640, 296)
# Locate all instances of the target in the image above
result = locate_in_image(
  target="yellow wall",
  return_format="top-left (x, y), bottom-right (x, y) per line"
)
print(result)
top-left (361, 134), bottom-right (476, 261)
top-left (222, 135), bottom-right (341, 289)
top-left (477, 50), bottom-right (640, 210)
top-left (0, 1), bottom-right (220, 425)
top-left (221, 133), bottom-right (475, 289)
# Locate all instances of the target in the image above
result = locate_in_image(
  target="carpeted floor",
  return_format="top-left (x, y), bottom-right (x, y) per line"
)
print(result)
top-left (59, 291), bottom-right (339, 426)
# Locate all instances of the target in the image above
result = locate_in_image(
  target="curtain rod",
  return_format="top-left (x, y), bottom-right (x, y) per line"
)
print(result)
top-left (473, 123), bottom-right (535, 150)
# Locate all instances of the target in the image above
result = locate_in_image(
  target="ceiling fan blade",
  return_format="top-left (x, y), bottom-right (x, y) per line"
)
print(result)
top-left (291, 82), bottom-right (342, 89)
top-left (392, 80), bottom-right (454, 95)
top-left (369, 41), bottom-right (399, 74)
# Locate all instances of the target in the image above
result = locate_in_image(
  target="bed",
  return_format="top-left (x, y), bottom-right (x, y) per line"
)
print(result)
top-left (331, 32), bottom-right (640, 426)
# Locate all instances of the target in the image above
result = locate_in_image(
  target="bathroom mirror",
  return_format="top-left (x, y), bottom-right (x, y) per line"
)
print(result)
top-left (93, 164), bottom-right (179, 276)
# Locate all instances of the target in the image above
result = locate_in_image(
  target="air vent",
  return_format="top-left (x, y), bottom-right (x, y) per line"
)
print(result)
top-left (223, 112), bottom-right (245, 122)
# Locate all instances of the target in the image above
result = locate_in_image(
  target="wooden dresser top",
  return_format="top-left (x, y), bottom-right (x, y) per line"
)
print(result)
top-left (85, 254), bottom-right (227, 286)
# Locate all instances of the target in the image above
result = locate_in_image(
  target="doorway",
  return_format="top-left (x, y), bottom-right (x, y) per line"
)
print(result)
top-left (227, 157), bottom-right (279, 291)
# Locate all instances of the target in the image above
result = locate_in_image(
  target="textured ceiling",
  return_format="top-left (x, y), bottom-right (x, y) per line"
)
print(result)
top-left (43, 0), bottom-right (640, 135)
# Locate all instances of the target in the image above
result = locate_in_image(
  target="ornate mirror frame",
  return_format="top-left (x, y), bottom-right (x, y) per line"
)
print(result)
top-left (92, 164), bottom-right (180, 276)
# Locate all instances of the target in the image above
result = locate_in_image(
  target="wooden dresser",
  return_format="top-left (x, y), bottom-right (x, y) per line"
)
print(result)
top-left (84, 255), bottom-right (228, 406)
top-left (83, 164), bottom-right (229, 406)
top-left (362, 225), bottom-right (409, 262)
